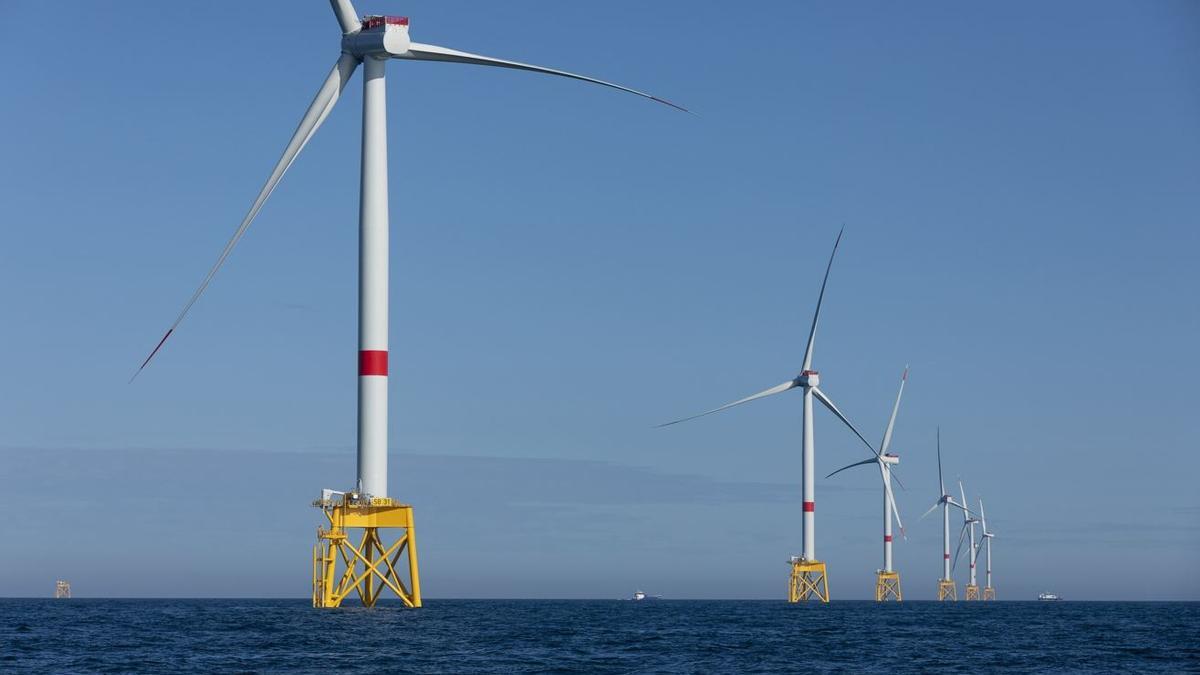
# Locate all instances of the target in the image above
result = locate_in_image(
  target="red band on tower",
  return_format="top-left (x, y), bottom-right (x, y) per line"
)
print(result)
top-left (359, 350), bottom-right (388, 376)
top-left (803, 501), bottom-right (815, 512)
top-left (884, 535), bottom-right (893, 542)
top-left (944, 553), bottom-right (951, 559)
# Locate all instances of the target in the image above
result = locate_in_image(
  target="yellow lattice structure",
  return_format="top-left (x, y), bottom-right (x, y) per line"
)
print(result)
top-left (875, 571), bottom-right (901, 602)
top-left (964, 584), bottom-right (979, 601)
top-left (312, 494), bottom-right (421, 608)
top-left (937, 579), bottom-right (957, 601)
top-left (788, 559), bottom-right (829, 603)
top-left (983, 586), bottom-right (996, 601)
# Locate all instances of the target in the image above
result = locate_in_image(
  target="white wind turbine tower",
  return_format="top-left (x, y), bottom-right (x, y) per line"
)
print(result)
top-left (826, 367), bottom-right (908, 601)
top-left (954, 479), bottom-right (982, 601)
top-left (978, 498), bottom-right (996, 600)
top-left (659, 229), bottom-right (883, 603)
top-left (131, 0), bottom-right (683, 609)
top-left (920, 428), bottom-right (971, 601)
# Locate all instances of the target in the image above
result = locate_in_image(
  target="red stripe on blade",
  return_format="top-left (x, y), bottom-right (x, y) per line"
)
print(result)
top-left (803, 501), bottom-right (815, 513)
top-left (359, 350), bottom-right (388, 376)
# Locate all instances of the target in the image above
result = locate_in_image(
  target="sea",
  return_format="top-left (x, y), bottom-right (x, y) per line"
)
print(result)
top-left (2, 599), bottom-right (1197, 673)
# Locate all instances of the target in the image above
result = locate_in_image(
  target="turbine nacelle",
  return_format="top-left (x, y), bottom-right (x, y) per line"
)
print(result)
top-left (881, 452), bottom-right (899, 465)
top-left (796, 370), bottom-right (819, 388)
top-left (343, 15), bottom-right (411, 57)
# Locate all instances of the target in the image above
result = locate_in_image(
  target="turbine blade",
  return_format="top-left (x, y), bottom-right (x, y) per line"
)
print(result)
top-left (811, 387), bottom-right (878, 456)
top-left (395, 42), bottom-right (688, 112)
top-left (801, 227), bottom-right (844, 372)
top-left (959, 480), bottom-right (969, 522)
top-left (920, 501), bottom-right (941, 521)
top-left (946, 498), bottom-right (973, 517)
top-left (979, 498), bottom-right (988, 531)
top-left (329, 0), bottom-right (360, 34)
top-left (824, 457), bottom-right (877, 479)
top-left (952, 521), bottom-right (969, 571)
top-left (879, 366), bottom-right (908, 455)
top-left (937, 426), bottom-right (945, 497)
top-left (883, 465), bottom-right (905, 538)
top-left (889, 467), bottom-right (906, 492)
top-left (656, 380), bottom-right (797, 428)
top-left (131, 53), bottom-right (360, 381)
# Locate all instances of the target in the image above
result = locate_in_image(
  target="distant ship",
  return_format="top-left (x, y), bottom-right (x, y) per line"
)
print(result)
top-left (1038, 592), bottom-right (1061, 601)
top-left (632, 590), bottom-right (662, 601)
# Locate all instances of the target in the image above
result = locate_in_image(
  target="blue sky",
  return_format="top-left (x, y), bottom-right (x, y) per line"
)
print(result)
top-left (1, 1), bottom-right (1196, 600)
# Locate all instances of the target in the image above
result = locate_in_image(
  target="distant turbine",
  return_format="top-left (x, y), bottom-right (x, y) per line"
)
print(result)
top-left (920, 428), bottom-right (971, 601)
top-left (827, 366), bottom-right (908, 601)
top-left (659, 228), bottom-right (880, 602)
top-left (130, 0), bottom-right (684, 609)
top-left (953, 479), bottom-right (982, 600)
top-left (978, 498), bottom-right (996, 600)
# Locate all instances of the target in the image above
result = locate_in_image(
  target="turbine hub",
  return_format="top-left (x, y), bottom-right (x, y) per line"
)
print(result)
top-left (343, 15), bottom-right (411, 57)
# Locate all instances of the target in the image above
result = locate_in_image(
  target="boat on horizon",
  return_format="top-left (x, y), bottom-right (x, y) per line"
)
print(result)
top-left (1038, 592), bottom-right (1062, 601)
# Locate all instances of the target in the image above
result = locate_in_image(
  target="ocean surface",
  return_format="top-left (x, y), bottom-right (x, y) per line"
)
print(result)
top-left (2, 599), bottom-right (1197, 673)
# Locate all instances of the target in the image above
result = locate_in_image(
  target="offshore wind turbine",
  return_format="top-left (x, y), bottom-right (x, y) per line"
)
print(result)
top-left (954, 480), bottom-right (982, 600)
top-left (826, 367), bottom-right (908, 601)
top-left (978, 498), bottom-right (996, 600)
top-left (659, 229), bottom-right (882, 603)
top-left (920, 428), bottom-right (971, 601)
top-left (132, 0), bottom-right (683, 609)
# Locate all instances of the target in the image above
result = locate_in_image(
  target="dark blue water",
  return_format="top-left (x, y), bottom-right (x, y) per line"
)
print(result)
top-left (2, 599), bottom-right (1197, 673)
